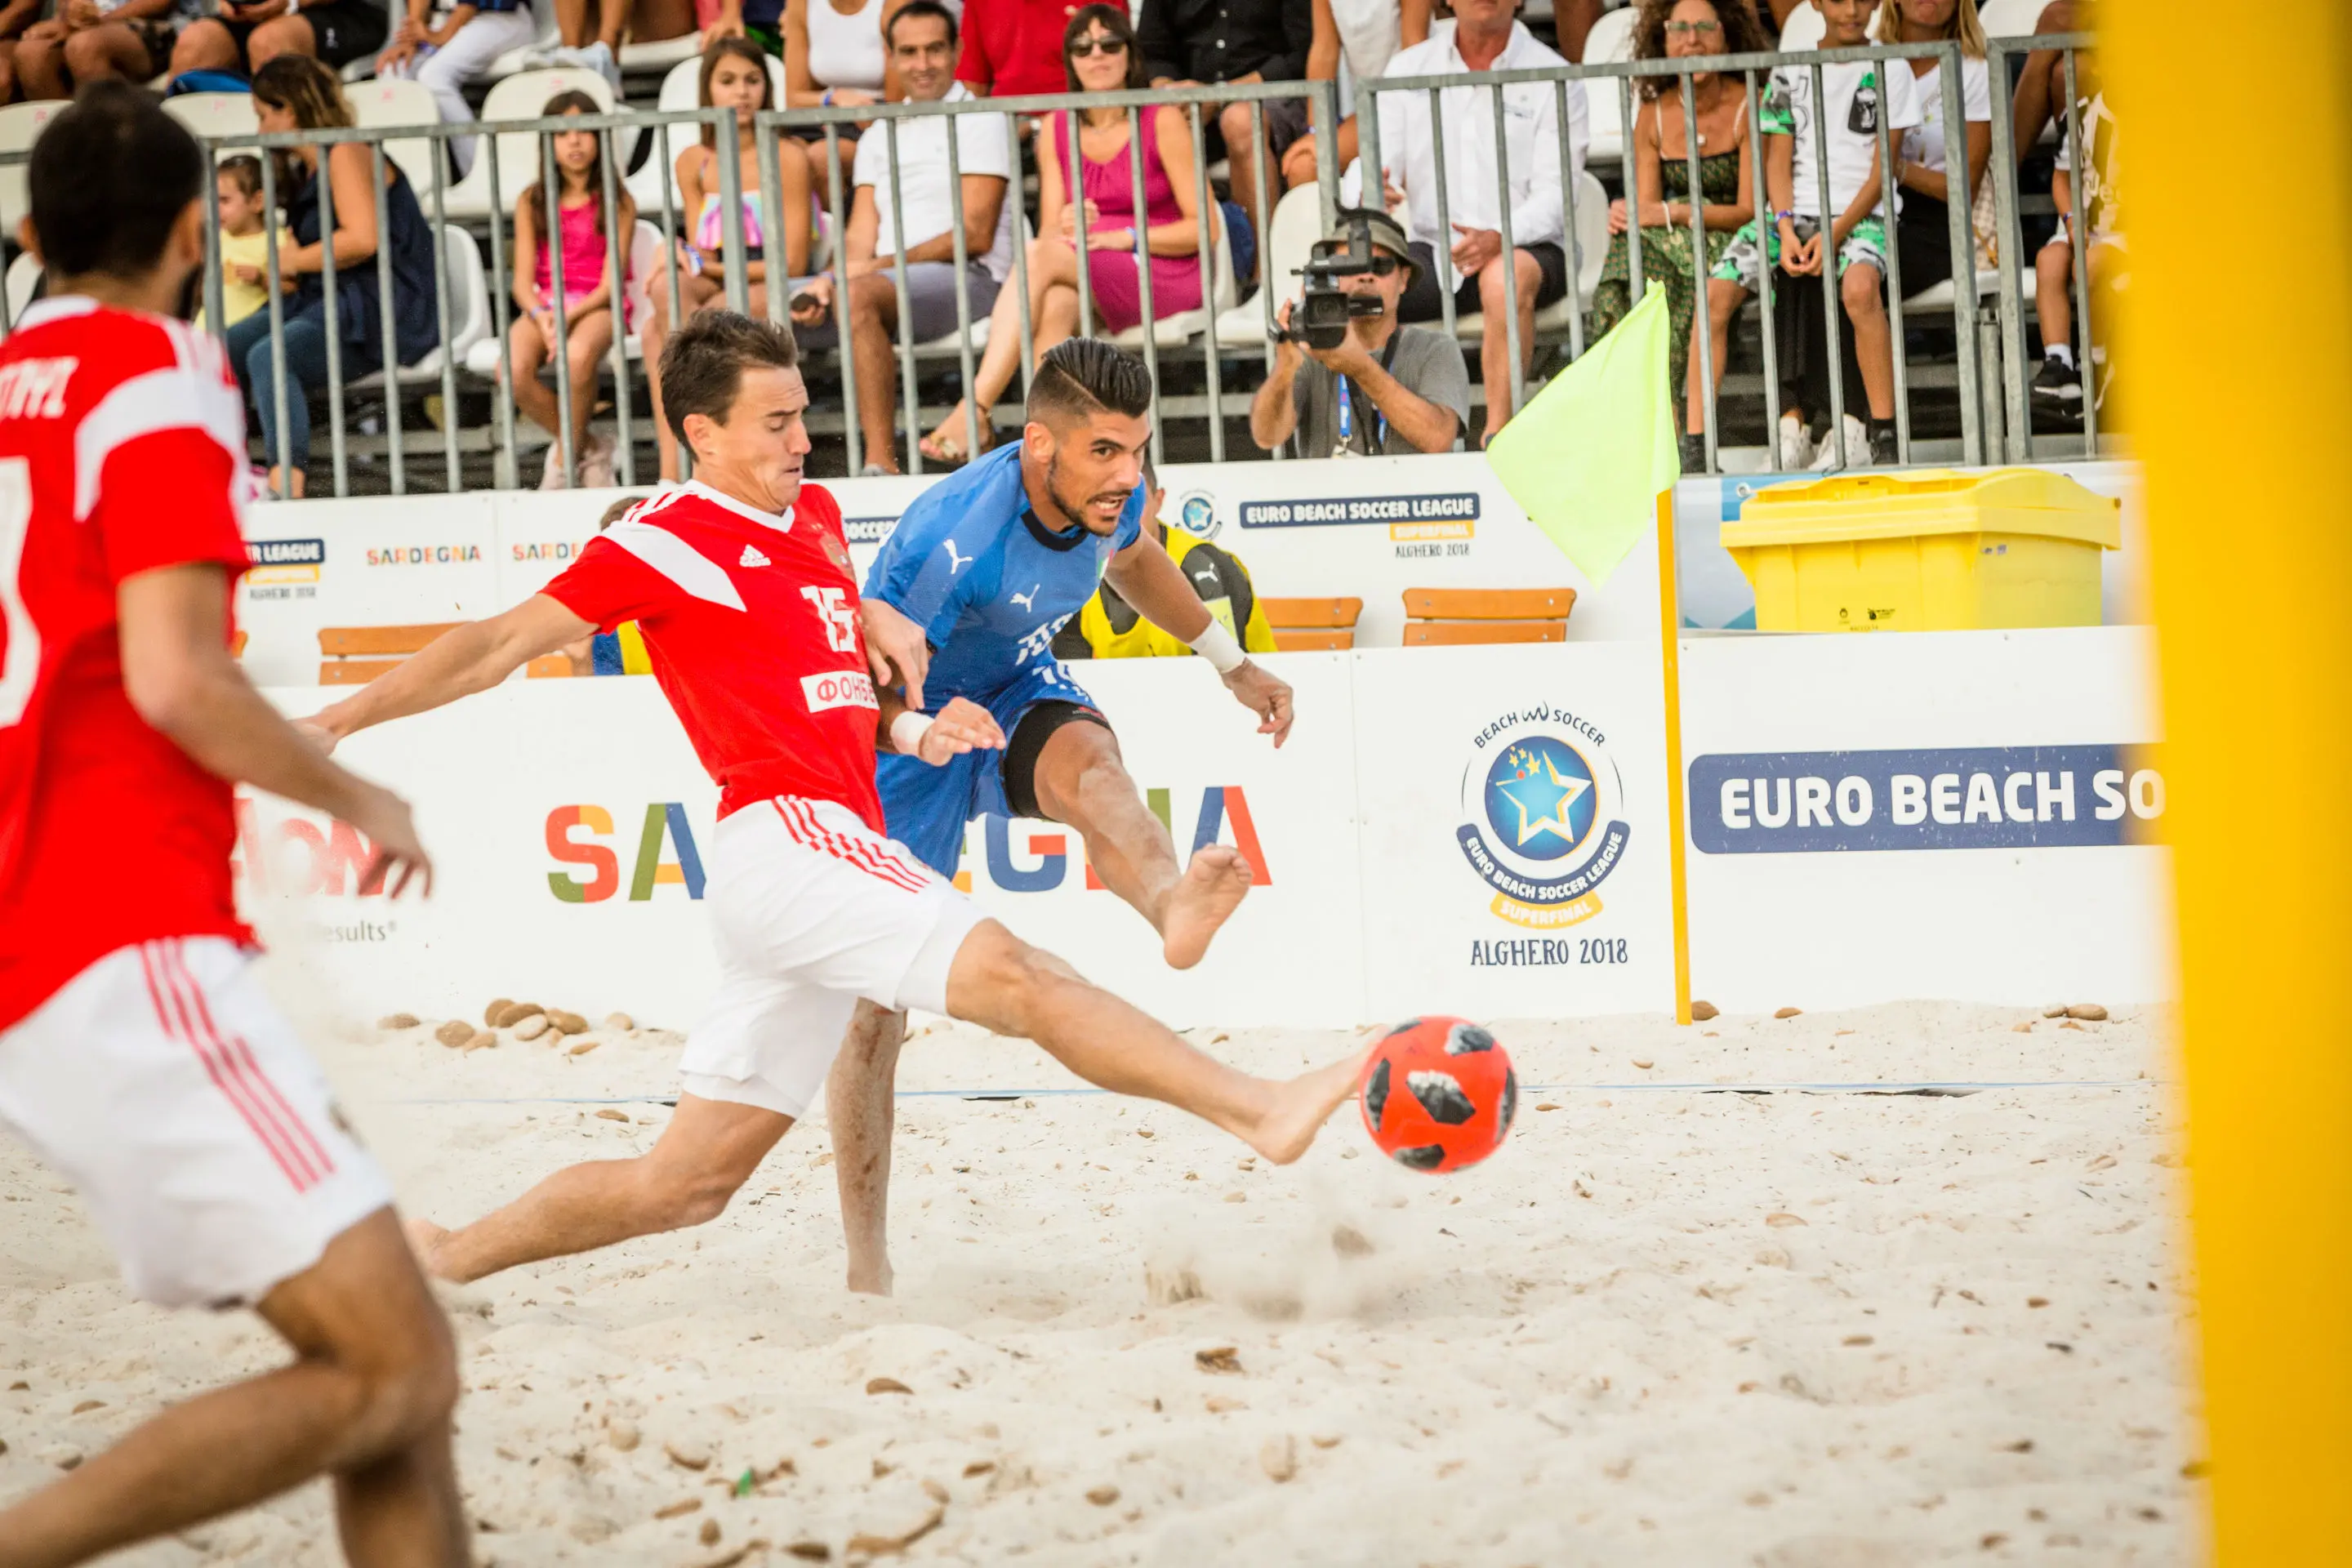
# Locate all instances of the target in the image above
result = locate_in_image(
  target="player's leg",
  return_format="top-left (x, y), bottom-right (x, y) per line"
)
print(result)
top-left (824, 998), bottom-right (906, 1295)
top-left (407, 1093), bottom-right (789, 1283)
top-left (942, 919), bottom-right (1361, 1164)
top-left (1015, 702), bottom-right (1250, 970)
top-left (0, 1212), bottom-right (463, 1568)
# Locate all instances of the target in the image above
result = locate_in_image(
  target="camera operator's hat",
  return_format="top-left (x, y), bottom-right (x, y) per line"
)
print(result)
top-left (1320, 207), bottom-right (1418, 284)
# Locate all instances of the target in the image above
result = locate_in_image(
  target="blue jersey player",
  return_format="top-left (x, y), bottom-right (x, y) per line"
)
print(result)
top-left (830, 340), bottom-right (1296, 1295)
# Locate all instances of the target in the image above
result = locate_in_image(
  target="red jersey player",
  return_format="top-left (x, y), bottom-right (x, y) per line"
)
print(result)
top-left (0, 87), bottom-right (465, 1566)
top-left (306, 311), bottom-right (1365, 1287)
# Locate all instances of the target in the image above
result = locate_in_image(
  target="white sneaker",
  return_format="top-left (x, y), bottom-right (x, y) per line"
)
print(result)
top-left (541, 40), bottom-right (622, 93)
top-left (1775, 416), bottom-right (1812, 470)
top-left (1807, 415), bottom-right (1867, 472)
top-left (580, 432), bottom-right (617, 488)
top-left (539, 441), bottom-right (568, 491)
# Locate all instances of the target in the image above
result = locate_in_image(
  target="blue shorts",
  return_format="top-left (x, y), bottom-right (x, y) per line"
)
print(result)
top-left (878, 662), bottom-right (1103, 877)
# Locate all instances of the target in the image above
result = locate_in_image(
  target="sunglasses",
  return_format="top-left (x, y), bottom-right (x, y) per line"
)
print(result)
top-left (1068, 34), bottom-right (1128, 56)
top-left (1664, 18), bottom-right (1722, 35)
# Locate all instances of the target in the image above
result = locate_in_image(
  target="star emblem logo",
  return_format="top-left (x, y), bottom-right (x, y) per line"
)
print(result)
top-left (1491, 743), bottom-right (1591, 850)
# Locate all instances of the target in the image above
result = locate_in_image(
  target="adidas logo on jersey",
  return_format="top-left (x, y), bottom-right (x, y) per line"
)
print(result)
top-left (739, 545), bottom-right (771, 568)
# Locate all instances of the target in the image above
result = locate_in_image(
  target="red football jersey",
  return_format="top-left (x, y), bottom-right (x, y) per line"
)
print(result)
top-left (0, 297), bottom-right (254, 1030)
top-left (542, 480), bottom-right (885, 828)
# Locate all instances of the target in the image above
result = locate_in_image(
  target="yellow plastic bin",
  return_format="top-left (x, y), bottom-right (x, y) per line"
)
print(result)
top-left (1722, 468), bottom-right (2121, 632)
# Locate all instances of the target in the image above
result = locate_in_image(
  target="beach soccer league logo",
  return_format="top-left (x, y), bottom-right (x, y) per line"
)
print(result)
top-left (1455, 707), bottom-right (1630, 929)
top-left (1168, 488), bottom-right (1220, 540)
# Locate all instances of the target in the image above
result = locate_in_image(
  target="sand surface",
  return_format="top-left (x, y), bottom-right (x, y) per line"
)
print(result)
top-left (1, 996), bottom-right (2203, 1566)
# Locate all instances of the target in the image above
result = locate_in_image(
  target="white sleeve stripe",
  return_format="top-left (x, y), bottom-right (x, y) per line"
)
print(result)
top-left (74, 367), bottom-right (247, 523)
top-left (603, 521), bottom-right (746, 612)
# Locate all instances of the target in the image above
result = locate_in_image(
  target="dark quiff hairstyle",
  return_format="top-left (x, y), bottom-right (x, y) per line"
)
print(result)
top-left (1631, 0), bottom-right (1772, 99)
top-left (1062, 3), bottom-right (1145, 91)
top-left (698, 36), bottom-right (772, 148)
top-left (29, 82), bottom-right (206, 279)
top-left (885, 0), bottom-right (958, 48)
top-left (1026, 336), bottom-right (1153, 426)
top-left (657, 310), bottom-right (800, 448)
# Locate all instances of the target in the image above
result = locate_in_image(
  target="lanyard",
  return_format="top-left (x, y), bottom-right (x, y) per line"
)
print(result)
top-left (1332, 332), bottom-right (1404, 459)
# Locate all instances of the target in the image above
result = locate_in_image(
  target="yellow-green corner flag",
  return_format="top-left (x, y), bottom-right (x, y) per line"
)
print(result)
top-left (1484, 285), bottom-right (1681, 586)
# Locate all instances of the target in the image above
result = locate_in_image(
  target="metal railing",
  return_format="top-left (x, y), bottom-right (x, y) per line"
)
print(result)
top-left (0, 34), bottom-right (2104, 492)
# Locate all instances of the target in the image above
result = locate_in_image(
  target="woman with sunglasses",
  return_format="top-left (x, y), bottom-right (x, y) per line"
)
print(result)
top-left (920, 3), bottom-right (1205, 465)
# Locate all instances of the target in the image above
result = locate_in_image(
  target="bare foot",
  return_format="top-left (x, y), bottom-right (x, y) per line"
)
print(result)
top-left (845, 1259), bottom-right (895, 1298)
top-left (1162, 845), bottom-right (1252, 969)
top-left (1246, 1045), bottom-right (1372, 1166)
top-left (403, 1216), bottom-right (455, 1279)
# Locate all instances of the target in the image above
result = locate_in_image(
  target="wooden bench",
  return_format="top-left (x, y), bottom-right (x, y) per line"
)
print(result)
top-left (1401, 587), bottom-right (1577, 646)
top-left (1260, 595), bottom-right (1364, 653)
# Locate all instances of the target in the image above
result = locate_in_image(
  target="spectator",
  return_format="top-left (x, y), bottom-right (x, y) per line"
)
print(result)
top-left (2009, 0), bottom-right (2075, 156)
top-left (790, 0), bottom-right (1013, 473)
top-left (1249, 207), bottom-right (1468, 457)
top-left (1054, 459), bottom-right (1278, 661)
top-left (1588, 0), bottom-right (1762, 416)
top-left (1138, 0), bottom-right (1312, 263)
top-left (2034, 60), bottom-right (2116, 416)
top-left (1881, 0), bottom-right (1991, 299)
top-left (1686, 0), bottom-right (1918, 469)
top-left (543, 0), bottom-right (695, 82)
top-left (1277, 0), bottom-right (1431, 194)
top-left (0, 0), bottom-right (36, 103)
top-left (564, 494), bottom-right (656, 673)
top-left (920, 4), bottom-right (1205, 465)
top-left (167, 0), bottom-right (389, 82)
top-left (639, 37), bottom-right (818, 479)
top-left (376, 0), bottom-right (541, 178)
top-left (1363, 0), bottom-right (1586, 444)
top-left (954, 0), bottom-right (1078, 97)
top-left (507, 90), bottom-right (637, 489)
top-left (225, 56), bottom-right (439, 498)
top-left (775, 0), bottom-right (902, 192)
top-left (16, 0), bottom-right (205, 97)
top-left (194, 155), bottom-right (278, 333)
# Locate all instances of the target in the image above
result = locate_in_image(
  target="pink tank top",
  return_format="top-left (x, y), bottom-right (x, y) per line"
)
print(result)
top-left (536, 197), bottom-right (630, 327)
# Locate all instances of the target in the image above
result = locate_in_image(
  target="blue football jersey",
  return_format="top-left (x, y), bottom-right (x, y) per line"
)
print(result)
top-left (863, 443), bottom-right (1144, 706)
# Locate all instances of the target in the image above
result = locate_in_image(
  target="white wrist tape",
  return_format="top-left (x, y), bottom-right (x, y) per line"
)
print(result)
top-left (1187, 621), bottom-right (1247, 674)
top-left (889, 710), bottom-right (934, 755)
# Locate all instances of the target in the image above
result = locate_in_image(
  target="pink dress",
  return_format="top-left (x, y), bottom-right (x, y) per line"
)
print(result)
top-left (537, 197), bottom-right (632, 329)
top-left (1047, 105), bottom-right (1205, 333)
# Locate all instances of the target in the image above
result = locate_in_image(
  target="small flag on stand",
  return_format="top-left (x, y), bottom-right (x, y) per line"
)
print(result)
top-left (1484, 286), bottom-right (1682, 585)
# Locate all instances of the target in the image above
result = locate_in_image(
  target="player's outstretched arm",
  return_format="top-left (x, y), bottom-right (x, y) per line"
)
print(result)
top-left (118, 565), bottom-right (432, 896)
top-left (307, 595), bottom-right (595, 748)
top-left (1103, 537), bottom-right (1296, 747)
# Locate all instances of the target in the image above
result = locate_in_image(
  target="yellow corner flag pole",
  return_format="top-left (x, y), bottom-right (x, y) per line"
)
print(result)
top-left (2109, 5), bottom-right (2352, 1559)
top-left (1655, 490), bottom-right (1693, 1028)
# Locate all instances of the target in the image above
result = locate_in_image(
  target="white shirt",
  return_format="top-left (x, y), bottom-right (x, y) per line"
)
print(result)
top-left (855, 83), bottom-right (1018, 282)
top-left (1764, 58), bottom-right (1923, 221)
top-left (1355, 21), bottom-right (1586, 253)
top-left (1901, 54), bottom-right (1990, 175)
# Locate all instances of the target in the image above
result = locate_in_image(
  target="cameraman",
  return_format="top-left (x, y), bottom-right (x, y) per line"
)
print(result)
top-left (1250, 208), bottom-right (1470, 458)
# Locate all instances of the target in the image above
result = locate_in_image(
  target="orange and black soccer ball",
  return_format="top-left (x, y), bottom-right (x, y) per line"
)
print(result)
top-left (1357, 1016), bottom-right (1517, 1173)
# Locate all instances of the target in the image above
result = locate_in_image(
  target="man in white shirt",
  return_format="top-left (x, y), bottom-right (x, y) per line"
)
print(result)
top-left (791, 0), bottom-right (1014, 474)
top-left (1356, 0), bottom-right (1586, 443)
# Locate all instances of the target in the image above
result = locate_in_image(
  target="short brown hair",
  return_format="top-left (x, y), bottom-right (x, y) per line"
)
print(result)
top-left (657, 310), bottom-right (800, 448)
top-left (698, 36), bottom-right (772, 147)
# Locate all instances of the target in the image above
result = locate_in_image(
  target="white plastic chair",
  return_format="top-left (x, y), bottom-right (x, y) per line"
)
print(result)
top-left (1213, 181), bottom-right (1327, 347)
top-left (1977, 0), bottom-right (2051, 37)
top-left (2, 251), bottom-right (42, 335)
top-left (484, 0), bottom-right (564, 80)
top-left (0, 100), bottom-right (65, 240)
top-left (616, 31), bottom-right (705, 77)
top-left (1450, 168), bottom-right (1610, 345)
top-left (1904, 268), bottom-right (2003, 310)
top-left (435, 67), bottom-right (626, 221)
top-left (624, 53), bottom-right (788, 227)
top-left (1580, 6), bottom-right (1638, 167)
top-left (346, 76), bottom-right (443, 199)
top-left (1779, 4), bottom-right (1878, 51)
top-left (350, 225), bottom-right (488, 386)
top-left (160, 91), bottom-right (261, 158)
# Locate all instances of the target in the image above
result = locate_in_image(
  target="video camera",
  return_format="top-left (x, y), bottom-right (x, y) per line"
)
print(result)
top-left (1273, 213), bottom-right (1390, 351)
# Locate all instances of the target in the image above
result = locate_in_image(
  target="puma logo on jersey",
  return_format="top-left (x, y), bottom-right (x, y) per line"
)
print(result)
top-left (942, 539), bottom-right (973, 575)
top-left (1009, 584), bottom-right (1039, 612)
top-left (739, 544), bottom-right (771, 568)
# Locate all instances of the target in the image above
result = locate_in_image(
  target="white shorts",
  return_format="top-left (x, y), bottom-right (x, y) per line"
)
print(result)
top-left (677, 796), bottom-right (986, 1120)
top-left (0, 937), bottom-right (392, 1310)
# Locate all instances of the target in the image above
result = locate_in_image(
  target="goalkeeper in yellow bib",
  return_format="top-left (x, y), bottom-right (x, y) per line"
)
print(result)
top-left (1053, 460), bottom-right (1279, 662)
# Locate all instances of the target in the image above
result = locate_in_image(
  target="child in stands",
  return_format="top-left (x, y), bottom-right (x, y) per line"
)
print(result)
top-left (507, 90), bottom-right (637, 488)
top-left (1686, 0), bottom-right (1920, 470)
top-left (198, 156), bottom-right (275, 333)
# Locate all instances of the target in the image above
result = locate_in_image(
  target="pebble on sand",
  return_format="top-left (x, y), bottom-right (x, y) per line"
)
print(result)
top-left (2066, 1004), bottom-right (2109, 1021)
top-left (483, 999), bottom-right (512, 1026)
top-left (513, 1013), bottom-right (553, 1042)
top-left (699, 1517), bottom-right (722, 1545)
top-left (666, 1439), bottom-right (712, 1471)
top-left (1260, 1434), bottom-right (1298, 1482)
top-left (433, 1020), bottom-right (473, 1049)
top-left (603, 1013), bottom-right (635, 1032)
top-left (461, 1030), bottom-right (497, 1052)
top-left (1196, 1347), bottom-right (1242, 1374)
top-left (548, 1010), bottom-right (590, 1035)
top-left (1085, 1486), bottom-right (1120, 1507)
top-left (866, 1377), bottom-right (913, 1396)
top-left (606, 1420), bottom-right (640, 1451)
top-left (654, 1498), bottom-right (702, 1519)
top-left (1774, 1007), bottom-right (1803, 1020)
top-left (595, 1108), bottom-right (630, 1122)
top-left (377, 1013), bottom-right (420, 1031)
top-left (492, 1002), bottom-right (546, 1029)
top-left (1690, 1000), bottom-right (1720, 1022)
top-left (567, 1039), bottom-right (600, 1057)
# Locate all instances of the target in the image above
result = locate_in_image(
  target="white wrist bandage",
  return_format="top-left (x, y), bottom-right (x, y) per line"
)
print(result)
top-left (889, 710), bottom-right (934, 755)
top-left (1187, 621), bottom-right (1247, 674)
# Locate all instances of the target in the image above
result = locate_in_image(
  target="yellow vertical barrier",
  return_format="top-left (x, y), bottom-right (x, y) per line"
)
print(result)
top-left (2105, 8), bottom-right (2352, 1561)
top-left (1655, 491), bottom-right (1692, 1027)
